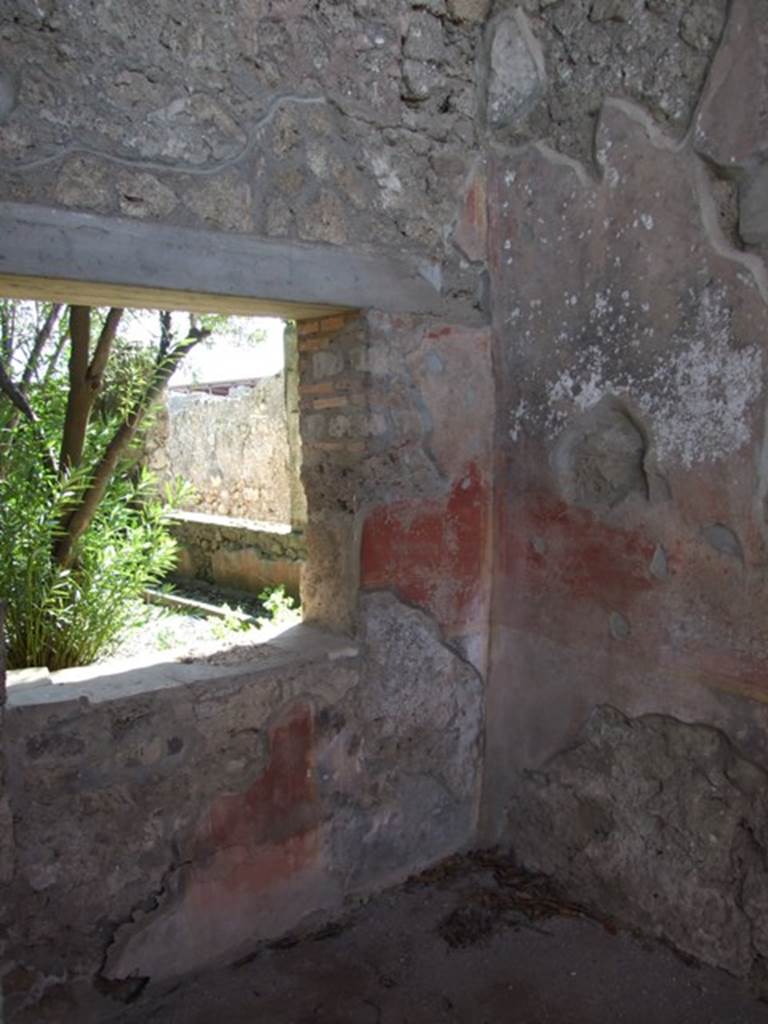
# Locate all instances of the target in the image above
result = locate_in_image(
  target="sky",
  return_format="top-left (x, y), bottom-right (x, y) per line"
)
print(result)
top-left (121, 311), bottom-right (286, 386)
top-left (5, 301), bottom-right (287, 387)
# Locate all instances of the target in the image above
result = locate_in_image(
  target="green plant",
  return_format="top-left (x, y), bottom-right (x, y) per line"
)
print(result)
top-left (208, 604), bottom-right (253, 642)
top-left (0, 415), bottom-right (177, 669)
top-left (0, 300), bottom-right (266, 670)
top-left (0, 302), bottom-right (210, 670)
top-left (257, 585), bottom-right (300, 628)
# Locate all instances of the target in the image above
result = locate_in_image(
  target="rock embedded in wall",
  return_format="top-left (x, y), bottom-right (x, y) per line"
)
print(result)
top-left (485, 9), bottom-right (546, 129)
top-left (116, 171), bottom-right (179, 220)
top-left (693, 0), bottom-right (768, 172)
top-left (446, 0), bottom-right (492, 22)
top-left (692, 0), bottom-right (768, 250)
top-left (740, 165), bottom-right (768, 247)
top-left (551, 397), bottom-right (649, 511)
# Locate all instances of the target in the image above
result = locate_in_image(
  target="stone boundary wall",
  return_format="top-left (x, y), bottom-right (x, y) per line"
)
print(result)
top-left (168, 512), bottom-right (305, 599)
top-left (146, 373), bottom-right (300, 526)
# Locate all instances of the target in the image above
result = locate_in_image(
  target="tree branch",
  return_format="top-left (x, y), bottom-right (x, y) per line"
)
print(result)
top-left (59, 306), bottom-right (94, 473)
top-left (21, 303), bottom-right (64, 388)
top-left (42, 325), bottom-right (69, 384)
top-left (54, 330), bottom-right (209, 568)
top-left (0, 303), bottom-right (10, 365)
top-left (88, 307), bottom-right (123, 384)
top-left (0, 359), bottom-right (58, 476)
top-left (0, 359), bottom-right (37, 425)
top-left (158, 310), bottom-right (173, 360)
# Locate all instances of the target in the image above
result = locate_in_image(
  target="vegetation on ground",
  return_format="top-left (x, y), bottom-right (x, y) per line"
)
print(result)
top-left (112, 585), bottom-right (301, 662)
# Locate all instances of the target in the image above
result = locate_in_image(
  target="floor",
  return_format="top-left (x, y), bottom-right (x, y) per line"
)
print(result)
top-left (105, 854), bottom-right (768, 1024)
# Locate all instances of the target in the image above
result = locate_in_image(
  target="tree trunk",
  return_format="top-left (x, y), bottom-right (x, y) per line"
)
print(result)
top-left (59, 306), bottom-right (123, 473)
top-left (54, 332), bottom-right (205, 568)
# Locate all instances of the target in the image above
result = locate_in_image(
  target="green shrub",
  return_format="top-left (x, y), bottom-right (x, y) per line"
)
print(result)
top-left (0, 404), bottom-right (177, 670)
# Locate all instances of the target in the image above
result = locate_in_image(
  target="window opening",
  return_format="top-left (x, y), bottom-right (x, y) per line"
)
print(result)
top-left (0, 298), bottom-right (306, 673)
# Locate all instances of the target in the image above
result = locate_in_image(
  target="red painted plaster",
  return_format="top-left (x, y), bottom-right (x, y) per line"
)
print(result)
top-left (500, 494), bottom-right (657, 606)
top-left (361, 463), bottom-right (490, 633)
top-left (191, 704), bottom-right (319, 907)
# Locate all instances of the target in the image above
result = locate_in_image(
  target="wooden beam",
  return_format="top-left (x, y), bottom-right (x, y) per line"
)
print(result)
top-left (0, 273), bottom-right (351, 321)
top-left (0, 202), bottom-right (469, 320)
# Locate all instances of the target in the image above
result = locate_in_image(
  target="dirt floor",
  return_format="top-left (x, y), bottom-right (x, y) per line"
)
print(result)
top-left (104, 853), bottom-right (768, 1024)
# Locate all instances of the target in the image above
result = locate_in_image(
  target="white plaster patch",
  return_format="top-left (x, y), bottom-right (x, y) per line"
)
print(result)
top-left (542, 288), bottom-right (762, 468)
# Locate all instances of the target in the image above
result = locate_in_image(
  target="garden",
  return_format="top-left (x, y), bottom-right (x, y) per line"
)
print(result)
top-left (0, 299), bottom-right (299, 671)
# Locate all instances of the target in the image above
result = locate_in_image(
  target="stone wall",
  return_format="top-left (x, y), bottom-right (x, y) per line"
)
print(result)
top-left (298, 311), bottom-right (494, 671)
top-left (168, 512), bottom-right (305, 599)
top-left (0, 0), bottom-right (489, 308)
top-left (0, 2), bottom-right (496, 1011)
top-left (146, 375), bottom-right (297, 526)
top-left (4, 0), bottom-right (768, 1014)
top-left (4, 618), bottom-right (482, 1021)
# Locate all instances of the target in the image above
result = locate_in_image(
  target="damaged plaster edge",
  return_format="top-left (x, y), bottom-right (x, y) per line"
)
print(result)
top-left (446, 154), bottom-right (489, 264)
top-left (598, 96), bottom-right (688, 157)
top-left (541, 90), bottom-right (768, 305)
top-left (687, 0), bottom-right (743, 157)
top-left (526, 702), bottom-right (768, 781)
top-left (531, 142), bottom-right (593, 189)
top-left (497, 95), bottom-right (684, 194)
top-left (692, 156), bottom-right (768, 305)
top-left (360, 588), bottom-right (489, 681)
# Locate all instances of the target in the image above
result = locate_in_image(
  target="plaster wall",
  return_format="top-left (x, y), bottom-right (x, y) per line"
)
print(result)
top-left (482, 0), bottom-right (768, 992)
top-left (4, 615), bottom-right (482, 1021)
